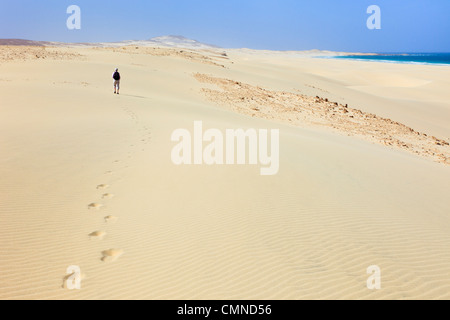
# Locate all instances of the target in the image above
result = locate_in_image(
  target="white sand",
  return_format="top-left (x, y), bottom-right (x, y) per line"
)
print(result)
top-left (0, 46), bottom-right (450, 299)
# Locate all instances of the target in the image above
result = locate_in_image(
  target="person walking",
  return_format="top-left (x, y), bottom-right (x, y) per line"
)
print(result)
top-left (112, 68), bottom-right (121, 94)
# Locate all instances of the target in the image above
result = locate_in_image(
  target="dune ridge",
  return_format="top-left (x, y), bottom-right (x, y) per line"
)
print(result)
top-left (194, 73), bottom-right (450, 165)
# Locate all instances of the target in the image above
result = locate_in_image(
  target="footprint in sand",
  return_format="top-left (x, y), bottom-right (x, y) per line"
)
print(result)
top-left (104, 215), bottom-right (118, 223)
top-left (102, 193), bottom-right (115, 199)
top-left (88, 203), bottom-right (103, 210)
top-left (89, 231), bottom-right (107, 240)
top-left (101, 249), bottom-right (124, 262)
top-left (97, 184), bottom-right (109, 190)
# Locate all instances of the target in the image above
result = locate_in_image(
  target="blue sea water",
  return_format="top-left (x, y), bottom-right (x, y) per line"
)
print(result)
top-left (330, 53), bottom-right (450, 66)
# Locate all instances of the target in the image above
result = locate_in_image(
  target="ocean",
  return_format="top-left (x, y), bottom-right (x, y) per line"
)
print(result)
top-left (330, 53), bottom-right (450, 66)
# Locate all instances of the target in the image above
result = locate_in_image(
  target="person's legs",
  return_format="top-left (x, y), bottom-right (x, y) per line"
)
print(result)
top-left (113, 80), bottom-right (117, 94)
top-left (116, 80), bottom-right (120, 94)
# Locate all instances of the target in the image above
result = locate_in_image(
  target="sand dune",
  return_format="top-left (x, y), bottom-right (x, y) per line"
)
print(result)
top-left (0, 35), bottom-right (221, 50)
top-left (194, 73), bottom-right (450, 165)
top-left (0, 44), bottom-right (450, 300)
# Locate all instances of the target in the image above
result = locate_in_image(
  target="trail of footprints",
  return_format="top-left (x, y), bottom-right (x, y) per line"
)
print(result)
top-left (88, 183), bottom-right (123, 262)
top-left (122, 106), bottom-right (153, 150)
top-left (87, 108), bottom-right (151, 262)
top-left (65, 105), bottom-right (153, 288)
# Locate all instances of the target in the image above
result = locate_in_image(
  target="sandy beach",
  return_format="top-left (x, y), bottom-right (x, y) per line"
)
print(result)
top-left (1, 44), bottom-right (450, 299)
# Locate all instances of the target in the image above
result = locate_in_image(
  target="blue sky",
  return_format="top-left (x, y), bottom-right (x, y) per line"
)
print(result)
top-left (1, 0), bottom-right (449, 52)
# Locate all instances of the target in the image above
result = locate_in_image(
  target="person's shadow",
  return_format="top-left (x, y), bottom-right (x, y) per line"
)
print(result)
top-left (118, 94), bottom-right (149, 99)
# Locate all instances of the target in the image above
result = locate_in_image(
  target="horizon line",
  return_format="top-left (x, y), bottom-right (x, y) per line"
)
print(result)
top-left (1, 36), bottom-right (449, 54)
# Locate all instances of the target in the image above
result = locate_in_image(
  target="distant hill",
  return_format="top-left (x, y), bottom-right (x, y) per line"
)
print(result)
top-left (0, 39), bottom-right (55, 46)
top-left (0, 36), bottom-right (220, 49)
top-left (147, 35), bottom-right (220, 49)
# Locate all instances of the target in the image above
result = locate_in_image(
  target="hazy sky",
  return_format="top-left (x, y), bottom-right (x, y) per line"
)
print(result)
top-left (1, 0), bottom-right (449, 52)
